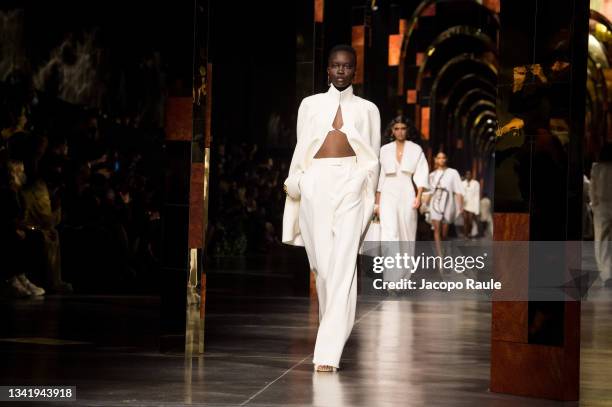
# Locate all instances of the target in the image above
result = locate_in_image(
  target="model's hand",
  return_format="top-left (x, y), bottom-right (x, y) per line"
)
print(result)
top-left (412, 196), bottom-right (421, 209)
top-left (374, 204), bottom-right (380, 217)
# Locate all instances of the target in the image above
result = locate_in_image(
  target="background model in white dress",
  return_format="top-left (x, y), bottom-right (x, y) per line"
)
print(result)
top-left (427, 167), bottom-right (465, 223)
top-left (462, 179), bottom-right (480, 216)
top-left (590, 161), bottom-right (612, 283)
top-left (377, 140), bottom-right (429, 241)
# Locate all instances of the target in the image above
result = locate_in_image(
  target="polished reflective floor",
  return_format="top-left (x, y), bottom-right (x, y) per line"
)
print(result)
top-left (2, 262), bottom-right (612, 406)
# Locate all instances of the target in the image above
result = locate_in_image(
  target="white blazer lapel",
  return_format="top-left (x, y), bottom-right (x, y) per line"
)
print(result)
top-left (380, 143), bottom-right (398, 175)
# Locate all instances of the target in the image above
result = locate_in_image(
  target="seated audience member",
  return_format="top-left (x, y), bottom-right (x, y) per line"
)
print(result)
top-left (0, 159), bottom-right (45, 297)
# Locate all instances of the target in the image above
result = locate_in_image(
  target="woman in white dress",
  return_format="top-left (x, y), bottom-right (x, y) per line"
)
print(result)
top-left (590, 144), bottom-right (612, 288)
top-left (374, 117), bottom-right (428, 279)
top-left (423, 152), bottom-right (464, 257)
top-left (461, 170), bottom-right (480, 239)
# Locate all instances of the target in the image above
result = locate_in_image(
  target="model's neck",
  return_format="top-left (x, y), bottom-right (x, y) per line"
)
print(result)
top-left (333, 84), bottom-right (350, 92)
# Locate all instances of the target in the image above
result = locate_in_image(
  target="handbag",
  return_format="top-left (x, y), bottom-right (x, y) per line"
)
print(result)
top-left (359, 214), bottom-right (381, 257)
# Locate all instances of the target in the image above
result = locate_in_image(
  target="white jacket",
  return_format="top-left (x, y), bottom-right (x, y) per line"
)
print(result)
top-left (377, 140), bottom-right (429, 192)
top-left (282, 84), bottom-right (381, 246)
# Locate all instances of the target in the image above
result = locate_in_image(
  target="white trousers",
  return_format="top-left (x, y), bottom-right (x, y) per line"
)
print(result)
top-left (594, 210), bottom-right (612, 281)
top-left (298, 156), bottom-right (366, 368)
top-left (379, 171), bottom-right (418, 241)
top-left (379, 171), bottom-right (418, 281)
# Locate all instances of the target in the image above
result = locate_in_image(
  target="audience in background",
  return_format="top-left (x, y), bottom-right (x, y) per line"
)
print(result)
top-left (207, 142), bottom-right (286, 256)
top-left (1, 76), bottom-right (164, 297)
top-left (1, 71), bottom-right (292, 298)
top-left (0, 159), bottom-right (46, 297)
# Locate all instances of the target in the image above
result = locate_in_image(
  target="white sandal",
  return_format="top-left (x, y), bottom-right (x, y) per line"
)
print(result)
top-left (314, 364), bottom-right (338, 372)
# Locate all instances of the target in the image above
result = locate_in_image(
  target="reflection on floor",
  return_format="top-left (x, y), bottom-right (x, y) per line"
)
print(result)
top-left (2, 263), bottom-right (612, 406)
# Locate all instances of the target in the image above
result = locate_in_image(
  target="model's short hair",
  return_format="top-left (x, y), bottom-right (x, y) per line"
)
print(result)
top-left (328, 44), bottom-right (357, 65)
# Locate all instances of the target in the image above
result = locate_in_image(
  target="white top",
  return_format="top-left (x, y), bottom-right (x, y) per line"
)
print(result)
top-left (590, 162), bottom-right (612, 216)
top-left (377, 140), bottom-right (429, 192)
top-left (462, 179), bottom-right (480, 215)
top-left (480, 197), bottom-right (492, 222)
top-left (426, 168), bottom-right (464, 196)
top-left (424, 167), bottom-right (464, 222)
top-left (282, 85), bottom-right (381, 246)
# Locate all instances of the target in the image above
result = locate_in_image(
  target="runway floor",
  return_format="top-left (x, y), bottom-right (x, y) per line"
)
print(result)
top-left (2, 260), bottom-right (612, 406)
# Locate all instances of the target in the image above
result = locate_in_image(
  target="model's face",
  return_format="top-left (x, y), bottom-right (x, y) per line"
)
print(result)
top-left (435, 153), bottom-right (447, 168)
top-left (327, 51), bottom-right (355, 88)
top-left (392, 123), bottom-right (408, 141)
top-left (465, 171), bottom-right (472, 180)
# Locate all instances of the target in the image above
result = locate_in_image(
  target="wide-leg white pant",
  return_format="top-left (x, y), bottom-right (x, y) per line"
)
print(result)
top-left (379, 171), bottom-right (418, 241)
top-left (379, 171), bottom-right (417, 281)
top-left (298, 156), bottom-right (366, 368)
